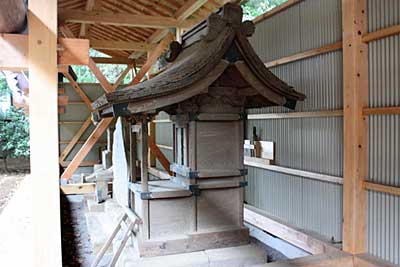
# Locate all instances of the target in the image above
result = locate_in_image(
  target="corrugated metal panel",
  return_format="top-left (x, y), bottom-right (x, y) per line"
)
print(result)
top-left (245, 167), bottom-right (342, 241)
top-left (367, 1), bottom-right (400, 264)
top-left (245, 0), bottom-right (344, 243)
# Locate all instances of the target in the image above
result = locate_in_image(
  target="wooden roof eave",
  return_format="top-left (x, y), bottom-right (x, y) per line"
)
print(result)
top-left (101, 59), bottom-right (230, 117)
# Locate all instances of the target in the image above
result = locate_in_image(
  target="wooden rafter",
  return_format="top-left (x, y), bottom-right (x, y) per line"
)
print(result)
top-left (90, 39), bottom-right (156, 51)
top-left (79, 0), bottom-right (96, 38)
top-left (59, 9), bottom-right (194, 29)
top-left (130, 0), bottom-right (209, 59)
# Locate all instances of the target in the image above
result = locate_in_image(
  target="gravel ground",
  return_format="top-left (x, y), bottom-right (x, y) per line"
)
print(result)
top-left (0, 172), bottom-right (27, 214)
top-left (61, 194), bottom-right (95, 267)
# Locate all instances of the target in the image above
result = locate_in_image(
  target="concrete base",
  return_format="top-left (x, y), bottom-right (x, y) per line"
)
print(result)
top-left (118, 243), bottom-right (267, 267)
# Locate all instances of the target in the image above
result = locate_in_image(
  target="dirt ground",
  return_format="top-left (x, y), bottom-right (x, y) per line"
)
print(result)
top-left (0, 172), bottom-right (27, 214)
top-left (61, 194), bottom-right (95, 267)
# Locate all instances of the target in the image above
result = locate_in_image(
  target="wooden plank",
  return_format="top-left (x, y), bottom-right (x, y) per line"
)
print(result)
top-left (28, 0), bottom-right (62, 265)
top-left (362, 24), bottom-right (400, 43)
top-left (130, 33), bottom-right (175, 85)
top-left (148, 167), bottom-right (170, 180)
top-left (58, 95), bottom-right (69, 106)
top-left (149, 137), bottom-right (173, 176)
top-left (354, 253), bottom-right (399, 267)
top-left (265, 41), bottom-right (343, 68)
top-left (244, 205), bottom-right (339, 255)
top-left (59, 24), bottom-right (75, 38)
top-left (0, 34), bottom-right (28, 71)
top-left (88, 57), bottom-right (114, 93)
top-left (129, 0), bottom-right (208, 59)
top-left (60, 183), bottom-right (96, 195)
top-left (112, 64), bottom-right (132, 90)
top-left (156, 144), bottom-right (173, 150)
top-left (364, 181), bottom-right (400, 197)
top-left (244, 157), bottom-right (343, 184)
top-left (59, 116), bottom-right (92, 162)
top-left (58, 38), bottom-right (89, 65)
top-left (0, 35), bottom-right (89, 70)
top-left (261, 252), bottom-right (353, 267)
top-left (62, 71), bottom-right (93, 110)
top-left (363, 106), bottom-right (400, 116)
top-left (148, 121), bottom-right (156, 167)
top-left (79, 0), bottom-right (96, 38)
top-left (253, 0), bottom-right (304, 24)
top-left (90, 39), bottom-right (156, 51)
top-left (60, 160), bottom-right (99, 167)
top-left (92, 57), bottom-right (136, 65)
top-left (59, 10), bottom-right (192, 29)
top-left (248, 110), bottom-right (343, 120)
top-left (61, 117), bottom-right (113, 179)
top-left (342, 0), bottom-right (368, 254)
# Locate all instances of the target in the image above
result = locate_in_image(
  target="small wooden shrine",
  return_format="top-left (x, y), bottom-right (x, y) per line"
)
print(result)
top-left (92, 3), bottom-right (305, 257)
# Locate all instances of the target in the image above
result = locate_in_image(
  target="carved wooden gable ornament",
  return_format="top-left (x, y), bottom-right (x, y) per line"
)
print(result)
top-left (92, 3), bottom-right (305, 118)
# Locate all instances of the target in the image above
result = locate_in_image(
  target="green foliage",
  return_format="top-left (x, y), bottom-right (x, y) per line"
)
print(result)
top-left (0, 77), bottom-right (10, 95)
top-left (0, 107), bottom-right (30, 160)
top-left (241, 0), bottom-right (288, 20)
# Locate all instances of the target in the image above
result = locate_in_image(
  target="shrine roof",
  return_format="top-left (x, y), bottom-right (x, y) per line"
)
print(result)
top-left (92, 3), bottom-right (305, 118)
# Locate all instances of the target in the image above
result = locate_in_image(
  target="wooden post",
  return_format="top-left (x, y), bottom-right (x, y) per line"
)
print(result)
top-left (28, 0), bottom-right (62, 265)
top-left (148, 121), bottom-right (156, 167)
top-left (342, 0), bottom-right (368, 254)
top-left (141, 119), bottom-right (149, 193)
top-left (129, 123), bottom-right (137, 183)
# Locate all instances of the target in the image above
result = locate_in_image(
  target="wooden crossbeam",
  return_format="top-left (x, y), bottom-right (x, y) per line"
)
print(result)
top-left (112, 65), bottom-right (132, 90)
top-left (92, 57), bottom-right (137, 65)
top-left (59, 116), bottom-right (92, 162)
top-left (129, 32), bottom-right (174, 85)
top-left (130, 0), bottom-right (208, 59)
top-left (148, 140), bottom-right (173, 176)
top-left (0, 35), bottom-right (90, 70)
top-left (90, 39), bottom-right (157, 51)
top-left (362, 23), bottom-right (400, 43)
top-left (59, 9), bottom-right (193, 29)
top-left (60, 183), bottom-right (96, 195)
top-left (79, 0), bottom-right (96, 38)
top-left (88, 58), bottom-right (114, 92)
top-left (62, 71), bottom-right (93, 110)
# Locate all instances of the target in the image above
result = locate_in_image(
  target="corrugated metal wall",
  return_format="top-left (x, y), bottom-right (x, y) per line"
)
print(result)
top-left (367, 0), bottom-right (400, 264)
top-left (246, 0), bottom-right (343, 242)
top-left (59, 83), bottom-right (108, 175)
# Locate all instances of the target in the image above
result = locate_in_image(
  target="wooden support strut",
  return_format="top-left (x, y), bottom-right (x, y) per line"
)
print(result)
top-left (341, 0), bottom-right (368, 254)
top-left (61, 35), bottom-right (172, 179)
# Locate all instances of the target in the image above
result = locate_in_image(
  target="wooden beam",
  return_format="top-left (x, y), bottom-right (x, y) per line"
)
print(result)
top-left (148, 121), bottom-right (156, 167)
top-left (58, 38), bottom-right (90, 65)
top-left (363, 106), bottom-right (400, 116)
top-left (88, 57), bottom-right (114, 93)
top-left (129, 32), bottom-right (174, 85)
top-left (60, 160), bottom-right (99, 167)
top-left (59, 116), bottom-right (92, 162)
top-left (60, 183), bottom-right (96, 195)
top-left (0, 34), bottom-right (28, 71)
top-left (253, 0), bottom-right (303, 24)
top-left (244, 157), bottom-right (343, 184)
top-left (59, 10), bottom-right (192, 29)
top-left (148, 137), bottom-right (173, 176)
top-left (92, 57), bottom-right (136, 65)
top-left (59, 24), bottom-right (75, 38)
top-left (362, 24), bottom-right (400, 43)
top-left (364, 181), bottom-right (400, 197)
top-left (61, 118), bottom-right (113, 179)
top-left (112, 64), bottom-right (132, 90)
top-left (148, 167), bottom-right (170, 180)
top-left (342, 0), bottom-right (368, 254)
top-left (62, 71), bottom-right (93, 110)
top-left (263, 252), bottom-right (353, 267)
top-left (265, 41), bottom-right (342, 68)
top-left (29, 0), bottom-right (62, 265)
top-left (1, 35), bottom-right (90, 70)
top-left (90, 39), bottom-right (156, 51)
top-left (244, 205), bottom-right (339, 254)
top-left (129, 0), bottom-right (208, 59)
top-left (79, 0), bottom-right (96, 38)
top-left (248, 110), bottom-right (343, 120)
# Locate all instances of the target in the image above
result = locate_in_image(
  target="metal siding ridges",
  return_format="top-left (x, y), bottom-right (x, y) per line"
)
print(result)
top-left (245, 0), bottom-right (344, 243)
top-left (367, 0), bottom-right (400, 264)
